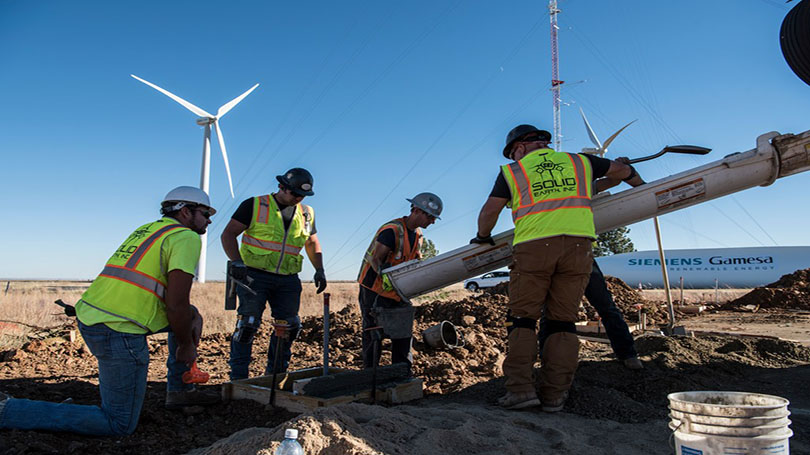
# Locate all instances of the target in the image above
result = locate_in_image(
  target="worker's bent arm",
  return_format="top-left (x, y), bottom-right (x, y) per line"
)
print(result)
top-left (604, 160), bottom-right (645, 187)
top-left (221, 219), bottom-right (248, 262)
top-left (165, 269), bottom-right (196, 363)
top-left (369, 241), bottom-right (392, 274)
top-left (305, 233), bottom-right (324, 269)
top-left (476, 197), bottom-right (509, 238)
top-left (594, 177), bottom-right (622, 194)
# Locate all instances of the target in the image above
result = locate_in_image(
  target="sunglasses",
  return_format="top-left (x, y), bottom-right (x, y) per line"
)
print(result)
top-left (193, 207), bottom-right (212, 219)
top-left (282, 186), bottom-right (305, 198)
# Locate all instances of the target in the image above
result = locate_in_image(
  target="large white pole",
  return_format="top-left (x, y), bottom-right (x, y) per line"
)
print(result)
top-left (197, 122), bottom-right (212, 283)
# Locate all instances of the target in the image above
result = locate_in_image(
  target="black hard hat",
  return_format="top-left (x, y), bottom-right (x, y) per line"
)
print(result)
top-left (503, 124), bottom-right (552, 158)
top-left (276, 168), bottom-right (314, 196)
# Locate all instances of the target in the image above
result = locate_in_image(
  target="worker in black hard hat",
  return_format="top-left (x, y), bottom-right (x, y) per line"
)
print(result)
top-left (220, 167), bottom-right (326, 380)
top-left (472, 124), bottom-right (644, 411)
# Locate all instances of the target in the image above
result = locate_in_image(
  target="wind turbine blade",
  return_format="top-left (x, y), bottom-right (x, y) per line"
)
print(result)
top-left (130, 74), bottom-right (213, 118)
top-left (216, 83), bottom-right (259, 119)
top-left (214, 121), bottom-right (235, 198)
top-left (579, 108), bottom-right (602, 149)
top-left (601, 119), bottom-right (637, 150)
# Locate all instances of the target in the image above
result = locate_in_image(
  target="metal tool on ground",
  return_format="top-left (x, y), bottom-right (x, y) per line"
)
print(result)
top-left (384, 130), bottom-right (810, 299)
top-left (365, 325), bottom-right (384, 405)
top-left (627, 145), bottom-right (712, 164)
top-left (225, 260), bottom-right (256, 310)
top-left (269, 320), bottom-right (290, 408)
top-left (182, 361), bottom-right (210, 384)
top-left (323, 292), bottom-right (330, 376)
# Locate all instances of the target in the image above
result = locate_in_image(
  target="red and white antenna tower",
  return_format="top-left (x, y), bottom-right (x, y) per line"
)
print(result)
top-left (549, 0), bottom-right (563, 151)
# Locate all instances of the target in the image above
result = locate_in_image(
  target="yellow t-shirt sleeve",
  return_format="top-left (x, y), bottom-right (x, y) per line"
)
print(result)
top-left (162, 230), bottom-right (201, 276)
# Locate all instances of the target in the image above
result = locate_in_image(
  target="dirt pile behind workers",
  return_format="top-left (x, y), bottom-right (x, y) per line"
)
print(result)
top-left (723, 268), bottom-right (810, 311)
top-left (482, 275), bottom-right (667, 323)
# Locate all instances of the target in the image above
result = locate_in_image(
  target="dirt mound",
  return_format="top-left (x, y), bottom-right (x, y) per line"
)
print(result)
top-left (722, 268), bottom-right (810, 311)
top-left (3, 292), bottom-right (810, 454)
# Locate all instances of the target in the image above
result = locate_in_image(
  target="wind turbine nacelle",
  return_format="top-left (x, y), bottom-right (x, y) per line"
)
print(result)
top-left (196, 117), bottom-right (214, 126)
top-left (581, 147), bottom-right (601, 155)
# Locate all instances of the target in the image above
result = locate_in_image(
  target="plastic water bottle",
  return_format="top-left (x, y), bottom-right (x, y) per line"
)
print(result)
top-left (275, 428), bottom-right (304, 455)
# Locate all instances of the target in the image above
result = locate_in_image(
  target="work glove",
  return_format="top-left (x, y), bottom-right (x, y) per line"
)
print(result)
top-left (381, 273), bottom-right (395, 293)
top-left (229, 260), bottom-right (248, 281)
top-left (470, 234), bottom-right (495, 246)
top-left (313, 267), bottom-right (327, 294)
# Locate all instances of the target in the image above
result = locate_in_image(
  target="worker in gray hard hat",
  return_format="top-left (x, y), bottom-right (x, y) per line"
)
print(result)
top-left (0, 186), bottom-right (219, 436)
top-left (357, 192), bottom-right (442, 369)
top-left (221, 167), bottom-right (326, 380)
top-left (472, 124), bottom-right (644, 411)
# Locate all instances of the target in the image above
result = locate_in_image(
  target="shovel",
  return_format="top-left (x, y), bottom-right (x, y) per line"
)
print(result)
top-left (627, 145), bottom-right (711, 164)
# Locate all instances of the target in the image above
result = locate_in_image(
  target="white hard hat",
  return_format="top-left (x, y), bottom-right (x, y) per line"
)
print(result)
top-left (406, 192), bottom-right (443, 219)
top-left (160, 186), bottom-right (216, 215)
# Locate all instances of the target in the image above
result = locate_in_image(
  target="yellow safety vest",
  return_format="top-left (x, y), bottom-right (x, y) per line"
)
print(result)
top-left (240, 194), bottom-right (313, 275)
top-left (357, 217), bottom-right (422, 301)
top-left (501, 148), bottom-right (596, 245)
top-left (75, 217), bottom-right (198, 334)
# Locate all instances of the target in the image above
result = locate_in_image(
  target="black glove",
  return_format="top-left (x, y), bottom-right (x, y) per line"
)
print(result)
top-left (470, 234), bottom-right (495, 246)
top-left (229, 260), bottom-right (248, 281)
top-left (314, 267), bottom-right (327, 294)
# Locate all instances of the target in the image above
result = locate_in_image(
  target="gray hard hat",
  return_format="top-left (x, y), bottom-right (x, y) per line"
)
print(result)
top-left (276, 167), bottom-right (315, 196)
top-left (406, 192), bottom-right (443, 219)
top-left (503, 124), bottom-right (552, 158)
top-left (160, 186), bottom-right (216, 215)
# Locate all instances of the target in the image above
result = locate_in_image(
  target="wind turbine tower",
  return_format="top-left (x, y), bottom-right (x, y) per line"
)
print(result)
top-left (131, 75), bottom-right (259, 282)
top-left (549, 0), bottom-right (563, 152)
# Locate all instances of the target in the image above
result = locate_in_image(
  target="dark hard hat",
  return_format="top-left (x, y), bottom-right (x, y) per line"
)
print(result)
top-left (503, 124), bottom-right (552, 158)
top-left (276, 168), bottom-right (315, 196)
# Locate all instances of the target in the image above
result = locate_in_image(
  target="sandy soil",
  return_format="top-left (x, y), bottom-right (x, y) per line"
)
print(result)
top-left (2, 275), bottom-right (810, 454)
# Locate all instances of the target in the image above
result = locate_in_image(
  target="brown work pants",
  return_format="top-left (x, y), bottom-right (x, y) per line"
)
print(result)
top-left (503, 235), bottom-right (592, 401)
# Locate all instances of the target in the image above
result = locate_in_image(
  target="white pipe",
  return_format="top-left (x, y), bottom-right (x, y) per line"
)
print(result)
top-left (386, 130), bottom-right (810, 298)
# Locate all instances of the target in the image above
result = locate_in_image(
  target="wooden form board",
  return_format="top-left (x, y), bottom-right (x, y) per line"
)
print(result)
top-left (221, 367), bottom-right (423, 413)
top-left (575, 321), bottom-right (640, 334)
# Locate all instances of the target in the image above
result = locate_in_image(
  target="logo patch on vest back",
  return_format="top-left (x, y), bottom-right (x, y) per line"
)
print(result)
top-left (531, 157), bottom-right (576, 197)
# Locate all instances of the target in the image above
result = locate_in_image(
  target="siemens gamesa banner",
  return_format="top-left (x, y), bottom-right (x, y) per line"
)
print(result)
top-left (595, 246), bottom-right (810, 288)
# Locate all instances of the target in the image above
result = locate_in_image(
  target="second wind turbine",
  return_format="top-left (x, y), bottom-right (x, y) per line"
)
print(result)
top-left (132, 74), bottom-right (259, 282)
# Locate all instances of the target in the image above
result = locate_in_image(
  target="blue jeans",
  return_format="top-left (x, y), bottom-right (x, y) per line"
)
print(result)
top-left (538, 261), bottom-right (638, 360)
top-left (229, 269), bottom-right (302, 380)
top-left (0, 321), bottom-right (190, 436)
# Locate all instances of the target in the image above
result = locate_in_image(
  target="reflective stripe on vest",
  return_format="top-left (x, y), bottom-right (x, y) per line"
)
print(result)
top-left (125, 224), bottom-right (186, 269)
top-left (242, 233), bottom-right (303, 256)
top-left (357, 218), bottom-right (421, 301)
top-left (507, 152), bottom-right (592, 222)
top-left (512, 196), bottom-right (591, 221)
top-left (99, 265), bottom-right (167, 300)
top-left (256, 195), bottom-right (271, 224)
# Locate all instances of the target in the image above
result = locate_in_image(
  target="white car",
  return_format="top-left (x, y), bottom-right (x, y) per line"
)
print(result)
top-left (464, 271), bottom-right (510, 291)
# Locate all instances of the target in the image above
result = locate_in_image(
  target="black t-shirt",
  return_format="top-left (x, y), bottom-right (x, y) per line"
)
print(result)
top-left (360, 224), bottom-right (417, 288)
top-left (231, 196), bottom-right (317, 234)
top-left (489, 153), bottom-right (612, 199)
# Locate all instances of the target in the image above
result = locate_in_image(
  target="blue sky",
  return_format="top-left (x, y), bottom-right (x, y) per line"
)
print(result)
top-left (1, 0), bottom-right (807, 281)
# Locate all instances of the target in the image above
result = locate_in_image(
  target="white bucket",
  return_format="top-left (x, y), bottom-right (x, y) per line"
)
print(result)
top-left (421, 320), bottom-right (463, 349)
top-left (668, 391), bottom-right (792, 455)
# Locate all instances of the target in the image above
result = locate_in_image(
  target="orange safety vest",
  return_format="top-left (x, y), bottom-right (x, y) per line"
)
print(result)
top-left (357, 217), bottom-right (422, 301)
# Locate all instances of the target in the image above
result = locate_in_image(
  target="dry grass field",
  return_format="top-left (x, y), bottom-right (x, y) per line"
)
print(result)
top-left (0, 280), bottom-right (468, 339)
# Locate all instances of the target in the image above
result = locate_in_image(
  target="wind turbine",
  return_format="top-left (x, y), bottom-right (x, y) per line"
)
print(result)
top-left (132, 74), bottom-right (259, 282)
top-left (579, 107), bottom-right (636, 157)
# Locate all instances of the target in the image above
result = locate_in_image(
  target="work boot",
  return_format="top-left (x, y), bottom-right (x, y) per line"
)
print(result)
top-left (497, 391), bottom-right (540, 410)
top-left (165, 388), bottom-right (220, 410)
top-left (623, 357), bottom-right (643, 370)
top-left (541, 391), bottom-right (568, 413)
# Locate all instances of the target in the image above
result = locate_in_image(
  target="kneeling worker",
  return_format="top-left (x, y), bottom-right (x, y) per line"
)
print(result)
top-left (221, 168), bottom-right (326, 381)
top-left (0, 186), bottom-right (219, 435)
top-left (357, 193), bottom-right (442, 369)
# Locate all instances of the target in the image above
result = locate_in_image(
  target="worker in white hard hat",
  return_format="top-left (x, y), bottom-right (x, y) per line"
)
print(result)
top-left (0, 186), bottom-right (219, 436)
top-left (220, 167), bottom-right (326, 381)
top-left (472, 125), bottom-right (644, 411)
top-left (357, 192), bottom-right (442, 369)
